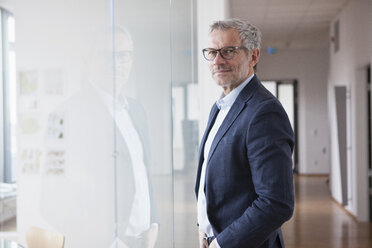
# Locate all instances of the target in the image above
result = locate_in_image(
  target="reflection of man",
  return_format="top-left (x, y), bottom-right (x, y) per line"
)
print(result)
top-left (195, 19), bottom-right (294, 248)
top-left (101, 27), bottom-right (159, 248)
top-left (42, 27), bottom-right (158, 248)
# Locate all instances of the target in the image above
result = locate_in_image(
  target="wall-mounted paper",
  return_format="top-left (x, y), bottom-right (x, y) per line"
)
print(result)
top-left (19, 98), bottom-right (38, 112)
top-left (20, 115), bottom-right (41, 136)
top-left (43, 68), bottom-right (65, 96)
top-left (45, 149), bottom-right (65, 175)
top-left (19, 71), bottom-right (38, 96)
top-left (47, 113), bottom-right (64, 139)
top-left (21, 148), bottom-right (42, 174)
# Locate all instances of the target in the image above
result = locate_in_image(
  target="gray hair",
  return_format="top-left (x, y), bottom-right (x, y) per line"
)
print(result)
top-left (210, 18), bottom-right (262, 51)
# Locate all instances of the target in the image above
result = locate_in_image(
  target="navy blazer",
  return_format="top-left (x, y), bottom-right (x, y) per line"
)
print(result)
top-left (195, 75), bottom-right (295, 248)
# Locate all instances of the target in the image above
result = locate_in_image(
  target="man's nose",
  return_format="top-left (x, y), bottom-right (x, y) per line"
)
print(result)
top-left (213, 52), bottom-right (227, 65)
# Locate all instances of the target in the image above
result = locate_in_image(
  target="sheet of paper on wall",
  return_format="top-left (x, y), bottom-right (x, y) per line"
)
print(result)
top-left (45, 149), bottom-right (65, 175)
top-left (47, 113), bottom-right (64, 140)
top-left (19, 98), bottom-right (38, 112)
top-left (43, 68), bottom-right (65, 96)
top-left (19, 70), bottom-right (38, 96)
top-left (20, 115), bottom-right (41, 136)
top-left (21, 148), bottom-right (42, 174)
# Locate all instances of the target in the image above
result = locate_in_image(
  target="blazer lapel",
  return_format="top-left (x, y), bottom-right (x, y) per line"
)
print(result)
top-left (198, 103), bottom-right (219, 164)
top-left (206, 76), bottom-right (260, 164)
top-left (195, 103), bottom-right (219, 195)
top-left (206, 101), bottom-right (245, 164)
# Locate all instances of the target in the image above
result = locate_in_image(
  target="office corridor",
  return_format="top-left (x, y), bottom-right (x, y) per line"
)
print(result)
top-left (283, 176), bottom-right (372, 248)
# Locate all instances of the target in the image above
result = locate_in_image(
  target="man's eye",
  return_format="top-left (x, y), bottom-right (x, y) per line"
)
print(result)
top-left (223, 48), bottom-right (234, 54)
top-left (208, 50), bottom-right (217, 56)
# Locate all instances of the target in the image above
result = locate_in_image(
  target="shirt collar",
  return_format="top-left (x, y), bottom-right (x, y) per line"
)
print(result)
top-left (216, 73), bottom-right (254, 110)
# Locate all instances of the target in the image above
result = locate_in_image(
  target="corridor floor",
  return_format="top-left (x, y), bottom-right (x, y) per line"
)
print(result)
top-left (282, 176), bottom-right (372, 248)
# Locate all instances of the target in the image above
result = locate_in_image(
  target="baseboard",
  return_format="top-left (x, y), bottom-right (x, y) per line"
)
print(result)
top-left (296, 173), bottom-right (329, 177)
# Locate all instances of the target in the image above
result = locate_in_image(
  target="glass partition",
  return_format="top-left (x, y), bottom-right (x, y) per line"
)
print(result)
top-left (170, 0), bottom-right (200, 247)
top-left (12, 0), bottom-right (195, 247)
top-left (112, 0), bottom-right (174, 246)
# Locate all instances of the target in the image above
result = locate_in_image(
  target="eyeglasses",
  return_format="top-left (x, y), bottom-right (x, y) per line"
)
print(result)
top-left (202, 46), bottom-right (247, 61)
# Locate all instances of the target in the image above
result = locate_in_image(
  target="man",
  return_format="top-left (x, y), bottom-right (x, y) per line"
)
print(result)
top-left (195, 19), bottom-right (294, 248)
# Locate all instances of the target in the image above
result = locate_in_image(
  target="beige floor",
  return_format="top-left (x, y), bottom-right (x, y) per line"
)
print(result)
top-left (283, 176), bottom-right (372, 248)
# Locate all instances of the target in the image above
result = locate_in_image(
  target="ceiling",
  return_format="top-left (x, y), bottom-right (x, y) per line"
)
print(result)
top-left (229, 0), bottom-right (350, 51)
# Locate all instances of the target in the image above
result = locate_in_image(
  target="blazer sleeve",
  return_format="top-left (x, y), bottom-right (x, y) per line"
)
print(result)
top-left (216, 99), bottom-right (295, 248)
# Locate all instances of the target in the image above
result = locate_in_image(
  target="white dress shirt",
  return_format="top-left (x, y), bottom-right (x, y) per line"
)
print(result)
top-left (197, 74), bottom-right (254, 247)
top-left (98, 89), bottom-right (151, 237)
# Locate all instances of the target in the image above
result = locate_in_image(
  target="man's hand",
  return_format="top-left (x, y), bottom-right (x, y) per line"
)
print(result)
top-left (199, 229), bottom-right (208, 248)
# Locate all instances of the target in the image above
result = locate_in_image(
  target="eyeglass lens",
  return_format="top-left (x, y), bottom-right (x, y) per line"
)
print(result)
top-left (203, 47), bottom-right (238, 61)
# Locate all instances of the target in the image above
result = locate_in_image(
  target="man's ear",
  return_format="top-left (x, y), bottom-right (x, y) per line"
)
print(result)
top-left (250, 48), bottom-right (260, 67)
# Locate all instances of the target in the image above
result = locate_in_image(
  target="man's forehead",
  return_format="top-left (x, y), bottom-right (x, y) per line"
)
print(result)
top-left (208, 28), bottom-right (241, 46)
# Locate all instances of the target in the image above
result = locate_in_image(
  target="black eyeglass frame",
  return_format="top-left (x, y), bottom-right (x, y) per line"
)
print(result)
top-left (202, 46), bottom-right (248, 61)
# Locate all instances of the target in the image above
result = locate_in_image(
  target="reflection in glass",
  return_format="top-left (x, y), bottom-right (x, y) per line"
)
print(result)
top-left (14, 0), bottom-right (194, 246)
top-left (41, 26), bottom-right (158, 247)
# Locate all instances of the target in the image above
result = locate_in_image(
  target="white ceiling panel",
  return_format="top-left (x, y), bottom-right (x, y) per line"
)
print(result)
top-left (229, 0), bottom-right (350, 51)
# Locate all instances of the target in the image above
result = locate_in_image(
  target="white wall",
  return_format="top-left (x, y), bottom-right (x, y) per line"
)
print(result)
top-left (328, 0), bottom-right (372, 221)
top-left (259, 48), bottom-right (330, 175)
